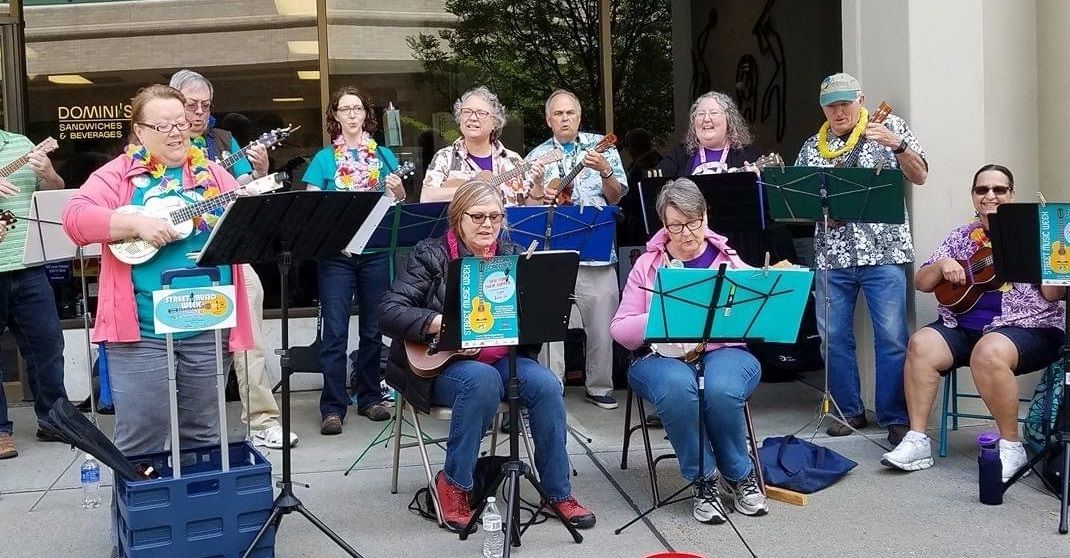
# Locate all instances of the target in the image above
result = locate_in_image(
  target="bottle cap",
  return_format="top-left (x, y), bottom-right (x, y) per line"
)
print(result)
top-left (977, 431), bottom-right (1000, 448)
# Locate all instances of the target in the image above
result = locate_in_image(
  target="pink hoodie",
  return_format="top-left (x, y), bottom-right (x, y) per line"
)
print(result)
top-left (62, 153), bottom-right (253, 350)
top-left (611, 227), bottom-right (749, 352)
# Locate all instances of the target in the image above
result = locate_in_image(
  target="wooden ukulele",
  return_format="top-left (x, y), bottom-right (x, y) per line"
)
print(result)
top-left (933, 246), bottom-right (1002, 313)
top-left (442, 149), bottom-right (564, 195)
top-left (216, 125), bottom-right (299, 171)
top-left (546, 133), bottom-right (617, 206)
top-left (405, 338), bottom-right (479, 378)
top-left (1049, 208), bottom-right (1070, 273)
top-left (836, 101), bottom-right (892, 168)
top-left (0, 137), bottom-right (59, 179)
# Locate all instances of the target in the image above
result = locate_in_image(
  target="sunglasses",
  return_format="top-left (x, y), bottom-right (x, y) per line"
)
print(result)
top-left (464, 212), bottom-right (504, 225)
top-left (972, 186), bottom-right (1012, 196)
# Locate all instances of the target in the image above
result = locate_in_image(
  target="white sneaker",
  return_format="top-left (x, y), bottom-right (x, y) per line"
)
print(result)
top-left (880, 430), bottom-right (933, 471)
top-left (251, 424), bottom-right (299, 450)
top-left (999, 440), bottom-right (1028, 482)
top-left (692, 478), bottom-right (727, 524)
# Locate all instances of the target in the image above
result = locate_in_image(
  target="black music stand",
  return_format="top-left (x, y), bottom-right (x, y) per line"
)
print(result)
top-left (614, 264), bottom-right (810, 555)
top-left (636, 173), bottom-right (766, 237)
top-left (444, 251), bottom-right (583, 555)
top-left (990, 203), bottom-right (1070, 534)
top-left (759, 166), bottom-right (905, 448)
top-left (198, 190), bottom-right (384, 558)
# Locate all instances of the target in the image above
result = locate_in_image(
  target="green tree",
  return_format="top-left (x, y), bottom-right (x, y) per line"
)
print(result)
top-left (408, 0), bottom-right (673, 153)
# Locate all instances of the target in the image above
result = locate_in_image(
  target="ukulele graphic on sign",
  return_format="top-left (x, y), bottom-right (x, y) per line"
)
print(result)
top-left (467, 260), bottom-right (495, 334)
top-left (1050, 208), bottom-right (1070, 274)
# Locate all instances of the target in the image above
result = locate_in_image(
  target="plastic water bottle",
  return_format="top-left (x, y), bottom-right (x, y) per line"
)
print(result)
top-left (482, 496), bottom-right (504, 558)
top-left (80, 454), bottom-right (101, 509)
top-left (978, 432), bottom-right (1003, 505)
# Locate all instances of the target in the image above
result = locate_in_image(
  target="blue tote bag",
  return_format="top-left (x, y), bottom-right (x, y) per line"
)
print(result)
top-left (758, 435), bottom-right (857, 493)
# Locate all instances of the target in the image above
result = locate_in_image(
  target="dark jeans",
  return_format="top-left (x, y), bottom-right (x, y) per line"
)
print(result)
top-left (0, 266), bottom-right (67, 434)
top-left (317, 251), bottom-right (389, 419)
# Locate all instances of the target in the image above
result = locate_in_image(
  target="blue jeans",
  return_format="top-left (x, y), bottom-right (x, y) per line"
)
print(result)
top-left (317, 251), bottom-right (389, 418)
top-left (430, 356), bottom-right (572, 502)
top-left (814, 264), bottom-right (909, 426)
top-left (0, 266), bottom-right (66, 435)
top-left (106, 333), bottom-right (231, 455)
top-left (628, 348), bottom-right (760, 482)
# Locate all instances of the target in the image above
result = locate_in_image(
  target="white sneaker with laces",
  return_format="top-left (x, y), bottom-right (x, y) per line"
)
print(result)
top-left (880, 430), bottom-right (933, 471)
top-left (251, 424), bottom-right (299, 450)
top-left (692, 478), bottom-right (727, 524)
top-left (999, 439), bottom-right (1028, 482)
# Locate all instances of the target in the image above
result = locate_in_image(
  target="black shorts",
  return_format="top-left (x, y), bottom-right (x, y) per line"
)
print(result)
top-left (926, 320), bottom-right (1063, 376)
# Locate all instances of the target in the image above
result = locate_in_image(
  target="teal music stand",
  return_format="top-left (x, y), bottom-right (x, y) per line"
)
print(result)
top-left (759, 166), bottom-right (905, 224)
top-left (616, 263), bottom-right (812, 537)
top-left (758, 165), bottom-right (906, 448)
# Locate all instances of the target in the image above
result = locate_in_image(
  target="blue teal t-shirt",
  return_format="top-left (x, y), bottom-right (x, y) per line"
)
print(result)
top-left (302, 144), bottom-right (398, 191)
top-left (193, 135), bottom-right (254, 178)
top-left (130, 167), bottom-right (233, 339)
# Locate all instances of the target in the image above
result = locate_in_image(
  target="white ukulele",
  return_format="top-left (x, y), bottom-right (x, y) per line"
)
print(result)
top-left (108, 172), bottom-right (286, 265)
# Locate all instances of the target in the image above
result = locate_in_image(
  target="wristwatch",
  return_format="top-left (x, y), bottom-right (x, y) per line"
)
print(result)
top-left (600, 168), bottom-right (613, 179)
top-left (892, 139), bottom-right (908, 155)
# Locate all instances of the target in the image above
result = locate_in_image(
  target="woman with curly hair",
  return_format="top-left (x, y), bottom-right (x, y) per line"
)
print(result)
top-left (656, 91), bottom-right (760, 176)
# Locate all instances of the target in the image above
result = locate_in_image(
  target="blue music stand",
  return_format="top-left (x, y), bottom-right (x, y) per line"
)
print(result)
top-left (358, 201), bottom-right (450, 277)
top-left (506, 205), bottom-right (618, 261)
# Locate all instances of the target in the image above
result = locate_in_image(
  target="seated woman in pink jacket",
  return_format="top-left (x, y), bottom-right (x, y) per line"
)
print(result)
top-left (611, 178), bottom-right (766, 525)
top-left (62, 84), bottom-right (252, 458)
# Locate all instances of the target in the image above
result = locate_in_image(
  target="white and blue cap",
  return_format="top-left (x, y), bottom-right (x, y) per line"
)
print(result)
top-left (819, 72), bottom-right (861, 106)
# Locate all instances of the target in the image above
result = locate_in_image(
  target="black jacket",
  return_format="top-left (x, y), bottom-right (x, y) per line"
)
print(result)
top-left (378, 235), bottom-right (540, 412)
top-left (656, 143), bottom-right (761, 177)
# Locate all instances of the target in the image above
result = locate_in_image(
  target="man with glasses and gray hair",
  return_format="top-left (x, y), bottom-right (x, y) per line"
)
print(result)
top-left (795, 72), bottom-right (928, 446)
top-left (168, 69), bottom-right (296, 450)
top-left (525, 89), bottom-right (627, 409)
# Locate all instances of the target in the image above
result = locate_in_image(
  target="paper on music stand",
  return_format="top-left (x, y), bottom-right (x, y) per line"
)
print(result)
top-left (1037, 203), bottom-right (1070, 285)
top-left (506, 205), bottom-right (618, 261)
top-left (644, 267), bottom-right (814, 344)
top-left (23, 190), bottom-right (101, 266)
top-left (343, 195), bottom-right (393, 256)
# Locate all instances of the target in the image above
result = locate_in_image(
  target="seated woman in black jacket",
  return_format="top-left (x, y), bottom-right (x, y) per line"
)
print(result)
top-left (379, 180), bottom-right (595, 532)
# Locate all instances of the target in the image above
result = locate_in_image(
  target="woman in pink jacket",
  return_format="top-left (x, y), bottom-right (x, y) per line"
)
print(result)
top-left (63, 84), bottom-right (252, 457)
top-left (611, 178), bottom-right (766, 525)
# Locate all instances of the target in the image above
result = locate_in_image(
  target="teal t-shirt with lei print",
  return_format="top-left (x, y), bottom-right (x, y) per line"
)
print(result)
top-left (302, 144), bottom-right (398, 191)
top-left (130, 167), bottom-right (233, 339)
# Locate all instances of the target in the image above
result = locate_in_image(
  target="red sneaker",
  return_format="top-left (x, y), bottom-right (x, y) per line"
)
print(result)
top-left (545, 495), bottom-right (596, 529)
top-left (435, 470), bottom-right (473, 531)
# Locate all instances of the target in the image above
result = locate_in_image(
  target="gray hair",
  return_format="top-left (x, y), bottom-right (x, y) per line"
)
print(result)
top-left (453, 86), bottom-right (508, 141)
top-left (656, 178), bottom-right (707, 223)
top-left (169, 69), bottom-right (213, 96)
top-left (544, 89), bottom-right (582, 117)
top-left (684, 91), bottom-right (752, 153)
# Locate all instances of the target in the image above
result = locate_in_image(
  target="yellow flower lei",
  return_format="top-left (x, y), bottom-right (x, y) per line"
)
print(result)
top-left (817, 106), bottom-right (869, 160)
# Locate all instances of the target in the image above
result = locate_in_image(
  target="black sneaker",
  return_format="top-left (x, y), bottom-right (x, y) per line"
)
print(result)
top-left (584, 392), bottom-right (618, 410)
top-left (886, 424), bottom-right (910, 446)
top-left (826, 414), bottom-right (867, 436)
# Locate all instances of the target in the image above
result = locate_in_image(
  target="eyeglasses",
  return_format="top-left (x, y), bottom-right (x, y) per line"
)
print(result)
top-left (183, 100), bottom-right (212, 112)
top-left (136, 121), bottom-right (192, 133)
top-left (665, 219), bottom-right (704, 234)
top-left (972, 186), bottom-right (1012, 196)
top-left (459, 108), bottom-right (491, 120)
top-left (335, 106), bottom-right (366, 117)
top-left (464, 212), bottom-right (504, 225)
top-left (694, 110), bottom-right (723, 120)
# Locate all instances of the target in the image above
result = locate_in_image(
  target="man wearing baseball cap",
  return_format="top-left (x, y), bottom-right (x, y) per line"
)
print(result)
top-left (795, 72), bottom-right (928, 446)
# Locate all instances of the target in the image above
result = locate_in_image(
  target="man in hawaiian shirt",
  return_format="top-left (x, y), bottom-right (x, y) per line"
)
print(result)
top-left (795, 73), bottom-right (928, 445)
top-left (526, 89), bottom-right (627, 409)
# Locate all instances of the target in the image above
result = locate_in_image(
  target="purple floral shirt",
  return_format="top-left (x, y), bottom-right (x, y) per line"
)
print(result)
top-left (924, 222), bottom-right (1064, 331)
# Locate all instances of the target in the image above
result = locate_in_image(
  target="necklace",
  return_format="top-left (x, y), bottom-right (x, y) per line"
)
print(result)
top-left (817, 106), bottom-right (869, 160)
top-left (333, 133), bottom-right (382, 191)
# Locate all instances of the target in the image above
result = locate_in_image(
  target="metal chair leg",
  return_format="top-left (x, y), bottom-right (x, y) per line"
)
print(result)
top-left (940, 370), bottom-right (952, 458)
top-left (410, 403), bottom-right (444, 527)
top-left (635, 397), bottom-right (661, 505)
top-left (391, 399), bottom-right (405, 494)
top-left (743, 400), bottom-right (765, 494)
top-left (621, 388), bottom-right (635, 470)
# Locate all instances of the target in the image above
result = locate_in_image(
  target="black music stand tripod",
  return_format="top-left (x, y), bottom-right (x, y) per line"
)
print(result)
top-left (447, 251), bottom-right (584, 555)
top-left (760, 166), bottom-right (906, 449)
top-left (990, 203), bottom-right (1070, 533)
top-left (198, 189), bottom-right (384, 558)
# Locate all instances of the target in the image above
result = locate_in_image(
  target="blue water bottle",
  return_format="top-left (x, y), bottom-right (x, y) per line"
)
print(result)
top-left (978, 432), bottom-right (1003, 505)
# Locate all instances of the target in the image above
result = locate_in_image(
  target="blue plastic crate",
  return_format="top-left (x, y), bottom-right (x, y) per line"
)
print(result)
top-left (115, 441), bottom-right (275, 558)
